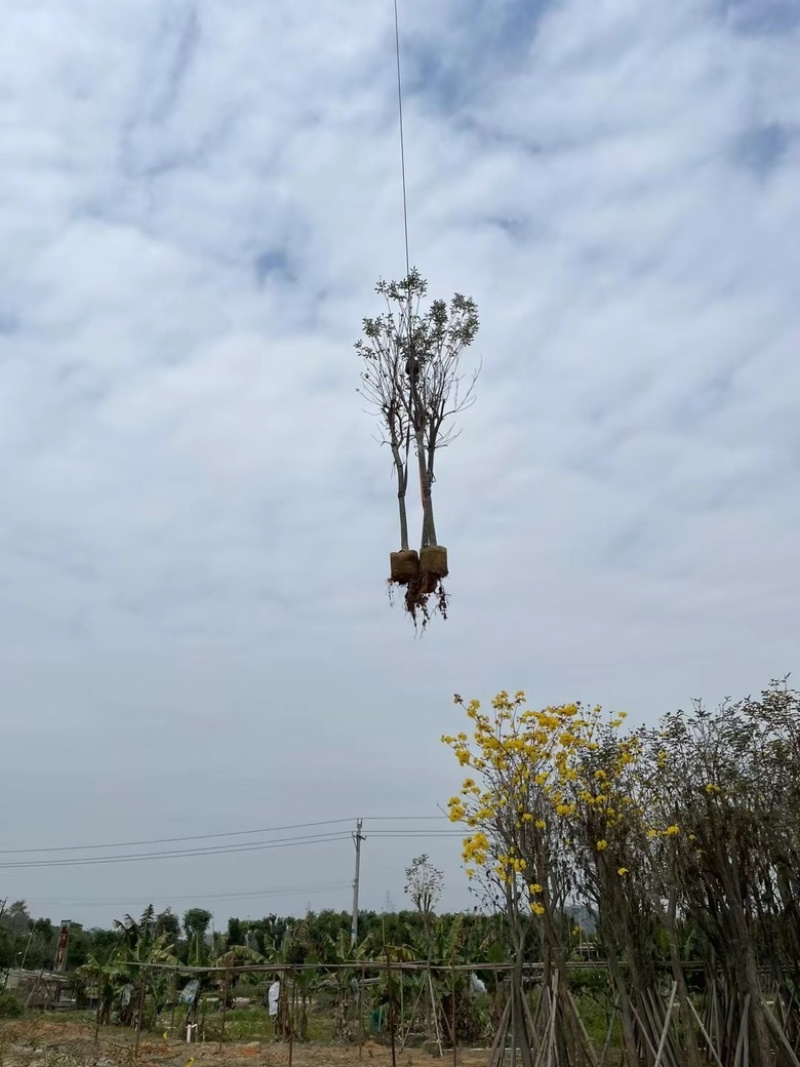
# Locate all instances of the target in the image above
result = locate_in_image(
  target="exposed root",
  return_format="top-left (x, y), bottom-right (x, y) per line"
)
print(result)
top-left (387, 571), bottom-right (449, 632)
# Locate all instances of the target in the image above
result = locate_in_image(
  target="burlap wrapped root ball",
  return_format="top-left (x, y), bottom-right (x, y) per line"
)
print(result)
top-left (389, 550), bottom-right (420, 584)
top-left (419, 545), bottom-right (448, 593)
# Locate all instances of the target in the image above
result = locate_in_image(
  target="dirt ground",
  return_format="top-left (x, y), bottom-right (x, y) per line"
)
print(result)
top-left (0, 1020), bottom-right (488, 1067)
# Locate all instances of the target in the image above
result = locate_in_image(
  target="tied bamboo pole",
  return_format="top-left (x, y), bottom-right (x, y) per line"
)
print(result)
top-left (387, 950), bottom-right (397, 1067)
top-left (134, 971), bottom-right (147, 1058)
top-left (218, 968), bottom-right (231, 1050)
top-left (451, 963), bottom-right (458, 1067)
top-left (288, 974), bottom-right (296, 1067)
top-left (358, 964), bottom-right (365, 1060)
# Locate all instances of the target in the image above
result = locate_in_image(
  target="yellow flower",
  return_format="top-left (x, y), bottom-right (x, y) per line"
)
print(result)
top-left (596, 839), bottom-right (608, 851)
top-left (535, 819), bottom-right (546, 830)
top-left (704, 783), bottom-right (720, 795)
top-left (617, 868), bottom-right (629, 876)
top-left (530, 902), bottom-right (545, 916)
top-left (529, 883), bottom-right (543, 895)
top-left (665, 825), bottom-right (680, 836)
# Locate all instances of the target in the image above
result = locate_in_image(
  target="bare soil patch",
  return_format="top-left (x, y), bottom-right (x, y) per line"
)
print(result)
top-left (1, 1019), bottom-right (487, 1067)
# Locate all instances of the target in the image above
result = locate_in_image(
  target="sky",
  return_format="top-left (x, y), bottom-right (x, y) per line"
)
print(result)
top-left (1, 0), bottom-right (799, 933)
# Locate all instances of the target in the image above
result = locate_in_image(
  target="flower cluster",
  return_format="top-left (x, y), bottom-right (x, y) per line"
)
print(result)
top-left (443, 693), bottom-right (636, 917)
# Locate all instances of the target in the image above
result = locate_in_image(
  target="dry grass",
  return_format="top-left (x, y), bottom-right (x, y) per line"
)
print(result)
top-left (0, 1019), bottom-right (487, 1067)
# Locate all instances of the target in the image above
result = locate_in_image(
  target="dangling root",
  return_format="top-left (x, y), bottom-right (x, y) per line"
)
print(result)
top-left (387, 571), bottom-right (449, 632)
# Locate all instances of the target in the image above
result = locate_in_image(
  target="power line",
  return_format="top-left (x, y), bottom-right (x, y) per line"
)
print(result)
top-left (25, 882), bottom-right (353, 908)
top-left (0, 816), bottom-right (448, 856)
top-left (0, 831), bottom-right (353, 870)
top-left (0, 829), bottom-right (462, 871)
top-left (367, 830), bottom-right (459, 835)
top-left (0, 818), bottom-right (355, 856)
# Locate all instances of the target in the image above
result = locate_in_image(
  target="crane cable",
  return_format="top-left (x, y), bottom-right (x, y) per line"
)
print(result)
top-left (393, 0), bottom-right (411, 281)
top-left (393, 0), bottom-right (415, 504)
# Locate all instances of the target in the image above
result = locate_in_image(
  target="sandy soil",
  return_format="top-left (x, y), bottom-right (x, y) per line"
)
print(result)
top-left (0, 1020), bottom-right (488, 1067)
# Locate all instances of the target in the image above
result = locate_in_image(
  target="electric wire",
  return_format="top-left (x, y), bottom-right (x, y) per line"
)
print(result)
top-left (25, 882), bottom-right (353, 908)
top-left (0, 831), bottom-right (354, 870)
top-left (0, 818), bottom-right (355, 856)
top-left (0, 823), bottom-right (459, 870)
top-left (0, 816), bottom-right (447, 856)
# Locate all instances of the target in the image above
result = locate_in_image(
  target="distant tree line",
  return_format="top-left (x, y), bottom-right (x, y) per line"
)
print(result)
top-left (0, 902), bottom-right (512, 974)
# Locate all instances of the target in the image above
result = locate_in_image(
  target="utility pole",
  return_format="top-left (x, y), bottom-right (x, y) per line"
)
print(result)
top-left (350, 819), bottom-right (365, 948)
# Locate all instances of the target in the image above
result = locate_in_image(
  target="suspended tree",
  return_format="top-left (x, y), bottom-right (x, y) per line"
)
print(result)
top-left (356, 268), bottom-right (479, 629)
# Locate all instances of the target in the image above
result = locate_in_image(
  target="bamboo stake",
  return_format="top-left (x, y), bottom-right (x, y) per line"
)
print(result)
top-left (134, 971), bottom-right (147, 1059)
top-left (647, 988), bottom-right (681, 1067)
top-left (358, 964), bottom-right (364, 1061)
top-left (288, 974), bottom-right (295, 1067)
top-left (488, 995), bottom-right (512, 1067)
top-left (567, 989), bottom-right (600, 1067)
top-left (387, 950), bottom-right (397, 1067)
top-left (534, 982), bottom-right (557, 1067)
top-left (631, 1003), bottom-right (659, 1062)
top-left (597, 999), bottom-right (619, 1067)
top-left (763, 998), bottom-right (800, 1067)
top-left (400, 965), bottom-right (405, 1040)
top-left (732, 994), bottom-right (749, 1067)
top-left (521, 987), bottom-right (542, 1058)
top-left (653, 982), bottom-right (677, 1067)
top-left (169, 974), bottom-right (177, 1039)
top-left (545, 983), bottom-right (558, 1067)
top-left (429, 967), bottom-right (444, 1057)
top-left (450, 964), bottom-right (457, 1067)
top-left (398, 982), bottom-right (425, 1052)
top-left (687, 995), bottom-right (726, 1067)
top-left (218, 968), bottom-right (230, 1050)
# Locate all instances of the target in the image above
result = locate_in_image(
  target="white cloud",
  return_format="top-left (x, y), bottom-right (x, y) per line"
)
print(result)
top-left (0, 0), bottom-right (798, 926)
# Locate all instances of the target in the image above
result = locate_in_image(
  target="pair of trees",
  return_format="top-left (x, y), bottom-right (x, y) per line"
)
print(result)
top-left (443, 680), bottom-right (800, 1067)
top-left (356, 269), bottom-right (479, 627)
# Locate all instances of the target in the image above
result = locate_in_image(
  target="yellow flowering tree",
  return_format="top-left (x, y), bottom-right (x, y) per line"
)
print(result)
top-left (443, 691), bottom-right (615, 1065)
top-left (558, 719), bottom-right (661, 1064)
top-left (443, 681), bottom-right (800, 1067)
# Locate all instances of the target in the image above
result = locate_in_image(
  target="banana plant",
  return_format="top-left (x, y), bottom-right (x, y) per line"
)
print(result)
top-left (316, 929), bottom-right (374, 1042)
top-left (262, 926), bottom-right (318, 1041)
top-left (78, 907), bottom-right (178, 1028)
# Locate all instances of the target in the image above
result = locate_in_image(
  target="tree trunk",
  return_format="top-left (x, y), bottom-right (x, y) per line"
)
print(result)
top-left (408, 370), bottom-right (437, 550)
top-left (605, 948), bottom-right (641, 1067)
top-left (661, 896), bottom-right (703, 1067)
top-left (414, 424), bottom-right (437, 548)
top-left (722, 860), bottom-right (772, 1066)
top-left (390, 439), bottom-right (410, 551)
